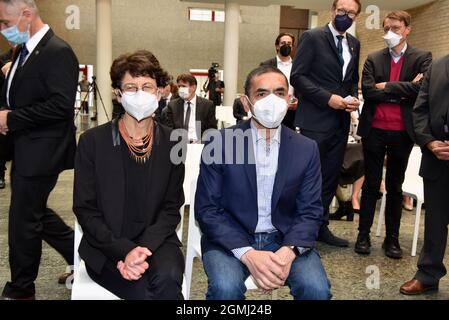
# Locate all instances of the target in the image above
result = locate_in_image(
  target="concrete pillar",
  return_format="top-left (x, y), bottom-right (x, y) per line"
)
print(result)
top-left (223, 1), bottom-right (240, 106)
top-left (96, 0), bottom-right (113, 124)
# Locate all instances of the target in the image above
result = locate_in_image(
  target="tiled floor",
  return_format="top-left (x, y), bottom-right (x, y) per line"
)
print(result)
top-left (1, 116), bottom-right (448, 300)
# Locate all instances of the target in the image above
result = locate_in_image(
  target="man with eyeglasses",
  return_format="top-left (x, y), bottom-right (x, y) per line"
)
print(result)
top-left (355, 11), bottom-right (432, 259)
top-left (0, 0), bottom-right (78, 300)
top-left (291, 0), bottom-right (361, 247)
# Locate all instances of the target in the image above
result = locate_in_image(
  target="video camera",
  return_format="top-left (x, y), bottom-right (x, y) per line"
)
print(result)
top-left (208, 62), bottom-right (220, 78)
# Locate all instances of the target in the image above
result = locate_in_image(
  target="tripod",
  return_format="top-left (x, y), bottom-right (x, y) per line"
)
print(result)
top-left (89, 76), bottom-right (110, 122)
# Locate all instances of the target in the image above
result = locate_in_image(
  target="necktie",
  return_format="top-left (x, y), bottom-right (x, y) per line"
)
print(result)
top-left (18, 45), bottom-right (29, 68)
top-left (336, 35), bottom-right (344, 66)
top-left (184, 102), bottom-right (191, 130)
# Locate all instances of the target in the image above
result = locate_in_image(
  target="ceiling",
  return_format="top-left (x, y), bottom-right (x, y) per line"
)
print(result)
top-left (180, 0), bottom-right (434, 10)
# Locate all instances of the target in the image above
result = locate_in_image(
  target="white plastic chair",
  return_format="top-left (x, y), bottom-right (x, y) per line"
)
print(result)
top-left (72, 205), bottom-right (185, 300)
top-left (71, 220), bottom-right (120, 300)
top-left (183, 144), bottom-right (204, 206)
top-left (215, 106), bottom-right (236, 128)
top-left (182, 179), bottom-right (275, 300)
top-left (375, 146), bottom-right (424, 256)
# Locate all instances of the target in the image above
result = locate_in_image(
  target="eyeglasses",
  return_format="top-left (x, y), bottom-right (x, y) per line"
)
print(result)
top-left (121, 83), bottom-right (157, 95)
top-left (336, 9), bottom-right (357, 19)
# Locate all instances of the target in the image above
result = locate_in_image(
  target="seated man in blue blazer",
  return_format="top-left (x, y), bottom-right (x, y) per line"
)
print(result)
top-left (195, 65), bottom-right (331, 300)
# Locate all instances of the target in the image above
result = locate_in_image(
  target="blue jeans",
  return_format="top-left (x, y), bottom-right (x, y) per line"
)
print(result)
top-left (202, 232), bottom-right (332, 300)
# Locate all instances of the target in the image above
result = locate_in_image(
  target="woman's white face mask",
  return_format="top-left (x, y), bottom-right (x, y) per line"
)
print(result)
top-left (245, 93), bottom-right (288, 129)
top-left (121, 90), bottom-right (159, 122)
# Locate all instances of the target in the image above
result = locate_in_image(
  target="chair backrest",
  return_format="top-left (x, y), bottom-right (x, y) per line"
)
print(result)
top-left (183, 144), bottom-right (204, 205)
top-left (215, 106), bottom-right (236, 127)
top-left (74, 219), bottom-right (83, 272)
top-left (186, 179), bottom-right (202, 255)
top-left (403, 146), bottom-right (423, 196)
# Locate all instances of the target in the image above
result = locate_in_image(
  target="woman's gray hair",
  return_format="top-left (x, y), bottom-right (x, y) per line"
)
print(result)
top-left (0, 0), bottom-right (39, 14)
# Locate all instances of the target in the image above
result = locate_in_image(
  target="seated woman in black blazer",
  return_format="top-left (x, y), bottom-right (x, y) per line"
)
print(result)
top-left (73, 51), bottom-right (185, 300)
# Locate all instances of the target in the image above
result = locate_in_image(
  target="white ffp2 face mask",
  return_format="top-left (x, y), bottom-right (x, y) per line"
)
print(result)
top-left (247, 94), bottom-right (288, 129)
top-left (383, 30), bottom-right (402, 49)
top-left (121, 90), bottom-right (159, 122)
top-left (178, 87), bottom-right (190, 100)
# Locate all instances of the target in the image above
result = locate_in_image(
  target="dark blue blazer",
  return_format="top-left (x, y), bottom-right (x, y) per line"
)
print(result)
top-left (291, 25), bottom-right (360, 133)
top-left (195, 120), bottom-right (323, 254)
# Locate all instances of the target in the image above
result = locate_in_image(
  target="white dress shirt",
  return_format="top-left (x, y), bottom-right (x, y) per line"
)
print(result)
top-left (7, 24), bottom-right (50, 107)
top-left (184, 95), bottom-right (198, 142)
top-left (328, 22), bottom-right (352, 80)
top-left (276, 56), bottom-right (295, 95)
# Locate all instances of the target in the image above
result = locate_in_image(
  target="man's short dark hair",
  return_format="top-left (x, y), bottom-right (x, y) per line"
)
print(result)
top-left (383, 10), bottom-right (412, 28)
top-left (177, 73), bottom-right (197, 86)
top-left (275, 32), bottom-right (295, 46)
top-left (244, 66), bottom-right (289, 97)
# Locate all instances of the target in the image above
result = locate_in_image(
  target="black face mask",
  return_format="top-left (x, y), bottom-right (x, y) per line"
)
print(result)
top-left (279, 44), bottom-right (292, 57)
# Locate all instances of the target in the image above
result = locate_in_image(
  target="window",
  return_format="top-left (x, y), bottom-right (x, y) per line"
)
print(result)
top-left (189, 8), bottom-right (225, 22)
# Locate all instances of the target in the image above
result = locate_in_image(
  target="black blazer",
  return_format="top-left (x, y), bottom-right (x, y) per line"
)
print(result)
top-left (260, 57), bottom-right (277, 68)
top-left (413, 55), bottom-right (449, 180)
top-left (0, 29), bottom-right (79, 177)
top-left (291, 25), bottom-right (360, 133)
top-left (165, 96), bottom-right (217, 139)
top-left (73, 119), bottom-right (185, 274)
top-left (359, 46), bottom-right (432, 140)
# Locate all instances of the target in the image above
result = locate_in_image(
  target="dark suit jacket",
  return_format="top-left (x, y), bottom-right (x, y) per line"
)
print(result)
top-left (291, 25), bottom-right (360, 133)
top-left (260, 57), bottom-right (277, 68)
top-left (359, 46), bottom-right (432, 140)
top-left (165, 96), bottom-right (217, 140)
top-left (0, 29), bottom-right (79, 177)
top-left (413, 55), bottom-right (449, 181)
top-left (73, 119), bottom-right (185, 274)
top-left (195, 120), bottom-right (323, 253)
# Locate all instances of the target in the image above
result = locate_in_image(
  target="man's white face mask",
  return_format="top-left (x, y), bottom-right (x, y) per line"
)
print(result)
top-left (246, 93), bottom-right (288, 129)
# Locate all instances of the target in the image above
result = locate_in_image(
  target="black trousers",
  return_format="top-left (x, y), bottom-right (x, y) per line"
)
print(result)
top-left (86, 242), bottom-right (185, 300)
top-left (415, 165), bottom-right (449, 285)
top-left (358, 128), bottom-right (414, 237)
top-left (301, 127), bottom-right (348, 227)
top-left (0, 158), bottom-right (5, 178)
top-left (2, 171), bottom-right (74, 299)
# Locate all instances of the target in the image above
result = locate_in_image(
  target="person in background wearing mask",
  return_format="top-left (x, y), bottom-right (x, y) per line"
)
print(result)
top-left (73, 51), bottom-right (185, 300)
top-left (0, 0), bottom-right (78, 300)
top-left (291, 0), bottom-right (361, 247)
top-left (260, 32), bottom-right (298, 130)
top-left (195, 65), bottom-right (331, 300)
top-left (166, 73), bottom-right (217, 143)
top-left (355, 11), bottom-right (432, 259)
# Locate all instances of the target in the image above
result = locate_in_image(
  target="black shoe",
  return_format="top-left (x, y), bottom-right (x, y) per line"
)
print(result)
top-left (354, 233), bottom-right (371, 255)
top-left (382, 236), bottom-right (403, 259)
top-left (0, 178), bottom-right (5, 189)
top-left (317, 226), bottom-right (349, 247)
top-left (329, 201), bottom-right (354, 221)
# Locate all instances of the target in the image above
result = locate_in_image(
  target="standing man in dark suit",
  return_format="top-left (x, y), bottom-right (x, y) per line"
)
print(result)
top-left (0, 0), bottom-right (78, 300)
top-left (399, 55), bottom-right (449, 295)
top-left (260, 32), bottom-right (298, 130)
top-left (291, 0), bottom-right (361, 247)
top-left (355, 11), bottom-right (432, 258)
top-left (165, 73), bottom-right (217, 143)
top-left (196, 66), bottom-right (331, 300)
